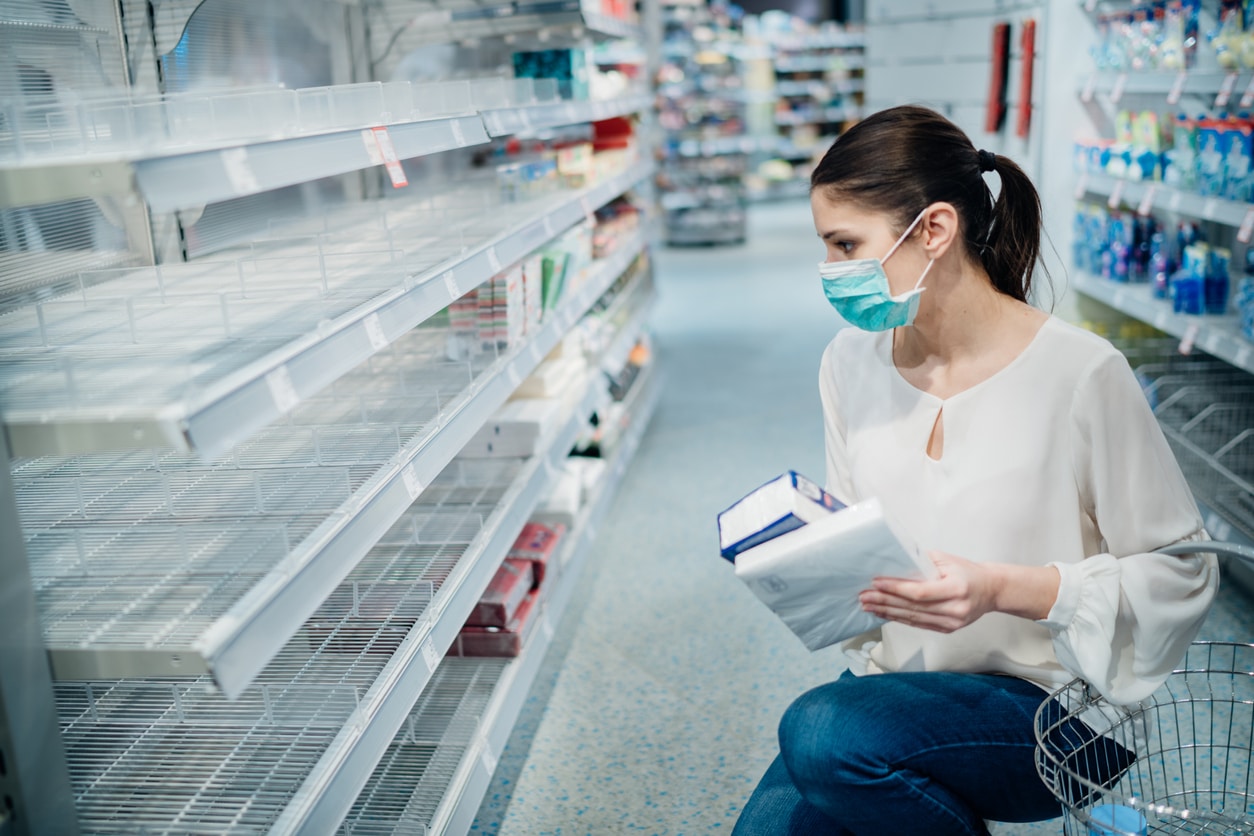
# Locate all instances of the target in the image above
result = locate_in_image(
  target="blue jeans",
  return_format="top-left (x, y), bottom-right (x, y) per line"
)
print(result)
top-left (733, 670), bottom-right (1134, 836)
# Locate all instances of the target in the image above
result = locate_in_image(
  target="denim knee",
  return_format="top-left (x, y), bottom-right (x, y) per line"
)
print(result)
top-left (777, 680), bottom-right (888, 798)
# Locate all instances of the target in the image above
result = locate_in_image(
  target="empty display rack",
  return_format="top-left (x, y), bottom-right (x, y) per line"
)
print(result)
top-left (17, 225), bottom-right (651, 698)
top-left (0, 160), bottom-right (654, 460)
top-left (50, 282), bottom-right (654, 832)
top-left (342, 360), bottom-right (663, 836)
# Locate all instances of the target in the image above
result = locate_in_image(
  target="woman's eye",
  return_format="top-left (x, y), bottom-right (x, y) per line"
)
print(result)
top-left (837, 242), bottom-right (855, 254)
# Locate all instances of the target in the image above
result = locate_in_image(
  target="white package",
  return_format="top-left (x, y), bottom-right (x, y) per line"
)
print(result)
top-left (459, 397), bottom-right (564, 458)
top-left (733, 498), bottom-right (937, 651)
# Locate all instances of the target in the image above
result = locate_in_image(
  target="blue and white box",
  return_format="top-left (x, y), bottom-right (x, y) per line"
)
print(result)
top-left (717, 471), bottom-right (843, 562)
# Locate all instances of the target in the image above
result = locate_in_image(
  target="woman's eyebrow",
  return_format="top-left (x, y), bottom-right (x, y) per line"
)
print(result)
top-left (818, 229), bottom-right (855, 241)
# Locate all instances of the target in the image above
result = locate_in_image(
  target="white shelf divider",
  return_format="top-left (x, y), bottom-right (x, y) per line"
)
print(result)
top-left (2, 161), bottom-right (655, 461)
top-left (1070, 270), bottom-right (1254, 375)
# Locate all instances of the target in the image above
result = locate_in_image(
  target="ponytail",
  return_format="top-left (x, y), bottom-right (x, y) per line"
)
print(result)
top-left (811, 105), bottom-right (1046, 304)
top-left (979, 152), bottom-right (1043, 303)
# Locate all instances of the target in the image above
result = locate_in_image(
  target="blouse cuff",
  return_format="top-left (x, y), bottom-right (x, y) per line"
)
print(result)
top-left (1037, 560), bottom-right (1083, 632)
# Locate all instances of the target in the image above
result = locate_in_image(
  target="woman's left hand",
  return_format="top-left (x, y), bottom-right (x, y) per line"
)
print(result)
top-left (858, 551), bottom-right (999, 633)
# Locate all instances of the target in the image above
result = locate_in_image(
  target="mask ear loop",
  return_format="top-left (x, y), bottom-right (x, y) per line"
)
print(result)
top-left (880, 208), bottom-right (929, 266)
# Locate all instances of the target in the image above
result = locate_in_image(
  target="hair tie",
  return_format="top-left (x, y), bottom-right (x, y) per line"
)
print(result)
top-left (977, 149), bottom-right (997, 172)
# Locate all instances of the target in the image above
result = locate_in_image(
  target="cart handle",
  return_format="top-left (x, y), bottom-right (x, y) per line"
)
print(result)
top-left (1155, 540), bottom-right (1254, 565)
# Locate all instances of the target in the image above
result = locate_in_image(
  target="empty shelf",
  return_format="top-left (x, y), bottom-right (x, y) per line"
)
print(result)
top-left (481, 92), bottom-right (651, 137)
top-left (21, 230), bottom-right (650, 698)
top-left (0, 160), bottom-right (654, 460)
top-left (55, 330), bottom-right (631, 834)
top-left (341, 362), bottom-right (663, 836)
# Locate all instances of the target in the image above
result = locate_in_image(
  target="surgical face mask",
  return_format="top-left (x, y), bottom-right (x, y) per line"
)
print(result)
top-left (818, 209), bottom-right (934, 332)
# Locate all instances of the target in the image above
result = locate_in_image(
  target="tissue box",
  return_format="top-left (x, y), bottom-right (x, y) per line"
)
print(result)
top-left (508, 522), bottom-right (568, 587)
top-left (467, 558), bottom-right (534, 628)
top-left (448, 590), bottom-right (541, 657)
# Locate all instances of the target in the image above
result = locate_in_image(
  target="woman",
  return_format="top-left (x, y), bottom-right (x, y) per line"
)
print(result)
top-left (732, 105), bottom-right (1219, 835)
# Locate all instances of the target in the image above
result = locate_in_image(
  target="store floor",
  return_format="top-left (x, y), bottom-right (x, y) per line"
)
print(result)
top-left (473, 201), bottom-right (1254, 836)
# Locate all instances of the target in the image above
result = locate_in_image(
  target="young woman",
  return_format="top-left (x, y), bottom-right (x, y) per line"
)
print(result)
top-left (731, 105), bottom-right (1219, 835)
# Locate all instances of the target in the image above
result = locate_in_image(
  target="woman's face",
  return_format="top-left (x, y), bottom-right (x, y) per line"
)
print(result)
top-left (811, 192), bottom-right (928, 298)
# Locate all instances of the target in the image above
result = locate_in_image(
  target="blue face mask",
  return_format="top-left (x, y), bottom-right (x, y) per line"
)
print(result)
top-left (818, 209), bottom-right (934, 331)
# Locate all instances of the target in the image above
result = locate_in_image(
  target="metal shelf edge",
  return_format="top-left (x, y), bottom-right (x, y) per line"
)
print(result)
top-left (2, 160), bottom-right (656, 460)
top-left (1070, 270), bottom-right (1254, 375)
top-left (1079, 173), bottom-right (1252, 228)
top-left (482, 94), bottom-right (651, 138)
top-left (426, 366), bottom-right (663, 836)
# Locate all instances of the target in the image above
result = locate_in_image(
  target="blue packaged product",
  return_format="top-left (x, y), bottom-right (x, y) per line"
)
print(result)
top-left (1197, 121), bottom-right (1227, 197)
top-left (1173, 272), bottom-right (1205, 314)
top-left (1223, 122), bottom-right (1254, 202)
top-left (1150, 232), bottom-right (1171, 299)
top-left (1207, 246), bottom-right (1232, 314)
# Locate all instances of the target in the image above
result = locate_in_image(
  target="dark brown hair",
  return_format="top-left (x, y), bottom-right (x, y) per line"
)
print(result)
top-left (811, 105), bottom-right (1044, 303)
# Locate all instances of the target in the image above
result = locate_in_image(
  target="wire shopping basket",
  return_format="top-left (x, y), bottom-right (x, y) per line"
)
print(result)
top-left (1035, 542), bottom-right (1254, 836)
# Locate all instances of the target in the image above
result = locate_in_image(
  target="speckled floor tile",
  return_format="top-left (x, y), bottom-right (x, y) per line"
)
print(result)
top-left (472, 201), bottom-right (1254, 836)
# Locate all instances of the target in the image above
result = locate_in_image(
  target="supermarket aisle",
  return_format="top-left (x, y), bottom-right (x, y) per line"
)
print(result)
top-left (474, 201), bottom-right (1254, 836)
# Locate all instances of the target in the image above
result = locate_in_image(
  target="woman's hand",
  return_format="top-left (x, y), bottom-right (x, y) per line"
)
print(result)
top-left (858, 552), bottom-right (1062, 633)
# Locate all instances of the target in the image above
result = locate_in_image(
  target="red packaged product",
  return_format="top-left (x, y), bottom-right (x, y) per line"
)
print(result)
top-left (466, 558), bottom-right (533, 628)
top-left (507, 522), bottom-right (567, 588)
top-left (447, 591), bottom-right (540, 658)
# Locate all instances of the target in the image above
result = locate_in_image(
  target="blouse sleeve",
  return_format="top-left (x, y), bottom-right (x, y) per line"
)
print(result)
top-left (1040, 349), bottom-right (1219, 705)
top-left (819, 338), bottom-right (859, 506)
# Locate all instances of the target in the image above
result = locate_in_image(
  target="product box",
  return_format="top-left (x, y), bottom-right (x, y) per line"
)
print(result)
top-left (460, 397), bottom-right (565, 458)
top-left (522, 254), bottom-right (545, 333)
top-left (467, 558), bottom-right (534, 628)
top-left (1197, 120), bottom-right (1227, 196)
top-left (512, 48), bottom-right (590, 100)
top-left (507, 521), bottom-right (568, 587)
top-left (447, 590), bottom-right (540, 657)
top-left (515, 356), bottom-right (585, 399)
top-left (1222, 121), bottom-right (1254, 202)
top-left (541, 250), bottom-right (570, 311)
top-left (532, 460), bottom-right (585, 528)
top-left (718, 471), bottom-right (844, 562)
top-left (1168, 114), bottom-right (1198, 191)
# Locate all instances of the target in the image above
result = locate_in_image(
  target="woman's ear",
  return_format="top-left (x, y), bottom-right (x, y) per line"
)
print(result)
top-left (920, 202), bottom-right (960, 260)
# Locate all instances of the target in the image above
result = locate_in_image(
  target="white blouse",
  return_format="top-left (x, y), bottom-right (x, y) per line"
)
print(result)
top-left (820, 316), bottom-right (1219, 705)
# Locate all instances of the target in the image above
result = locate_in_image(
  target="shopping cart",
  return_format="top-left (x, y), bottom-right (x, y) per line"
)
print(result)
top-left (1035, 541), bottom-right (1254, 836)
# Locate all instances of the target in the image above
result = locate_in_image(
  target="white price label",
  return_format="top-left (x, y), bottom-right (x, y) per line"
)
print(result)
top-left (221, 147), bottom-right (261, 195)
top-left (421, 638), bottom-right (439, 673)
top-left (1201, 331), bottom-right (1220, 353)
top-left (580, 196), bottom-right (595, 227)
top-left (265, 366), bottom-right (300, 414)
top-left (565, 103), bottom-right (580, 123)
top-left (1154, 310), bottom-right (1169, 329)
top-left (488, 247), bottom-right (503, 273)
top-left (1179, 323), bottom-right (1200, 356)
top-left (1081, 72), bottom-right (1097, 104)
top-left (1107, 179), bottom-right (1125, 210)
top-left (442, 270), bottom-right (459, 300)
top-left (1216, 72), bottom-right (1240, 108)
top-left (1203, 198), bottom-right (1220, 220)
top-left (507, 364), bottom-right (522, 387)
top-left (1242, 76), bottom-right (1254, 109)
top-left (1168, 189), bottom-right (1184, 211)
top-left (1236, 344), bottom-right (1253, 368)
top-left (1137, 183), bottom-right (1157, 216)
top-left (1074, 172), bottom-right (1090, 201)
top-left (479, 739), bottom-right (498, 776)
top-left (1239, 208), bottom-right (1254, 244)
top-left (1113, 288), bottom-right (1129, 309)
top-left (1167, 71), bottom-right (1188, 106)
top-left (401, 464), bottom-right (422, 500)
top-left (361, 129), bottom-right (386, 165)
top-left (451, 119), bottom-right (466, 145)
top-left (364, 313), bottom-right (388, 350)
top-left (1110, 72), bottom-right (1128, 105)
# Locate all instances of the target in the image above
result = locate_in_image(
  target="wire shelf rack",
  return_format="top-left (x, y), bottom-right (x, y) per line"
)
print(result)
top-left (1124, 340), bottom-right (1254, 543)
top-left (337, 660), bottom-right (508, 836)
top-left (54, 459), bottom-right (519, 835)
top-left (0, 160), bottom-right (654, 459)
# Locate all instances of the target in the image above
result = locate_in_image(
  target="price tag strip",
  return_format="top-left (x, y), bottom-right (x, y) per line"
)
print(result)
top-left (1107, 178), bottom-right (1125, 210)
top-left (1242, 75), bottom-right (1254, 109)
top-left (1239, 208), bottom-right (1254, 244)
top-left (363, 313), bottom-right (388, 351)
top-left (221, 148), bottom-right (261, 195)
top-left (1080, 72), bottom-right (1097, 104)
top-left (1137, 183), bottom-right (1157, 216)
top-left (1110, 72), bottom-right (1128, 105)
top-left (1167, 71), bottom-right (1188, 106)
top-left (401, 464), bottom-right (423, 500)
top-left (265, 366), bottom-right (300, 414)
top-left (421, 638), bottom-right (440, 673)
top-left (1216, 72), bottom-right (1240, 109)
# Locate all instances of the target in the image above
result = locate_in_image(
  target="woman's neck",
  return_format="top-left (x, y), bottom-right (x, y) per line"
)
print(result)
top-left (894, 258), bottom-right (1026, 367)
